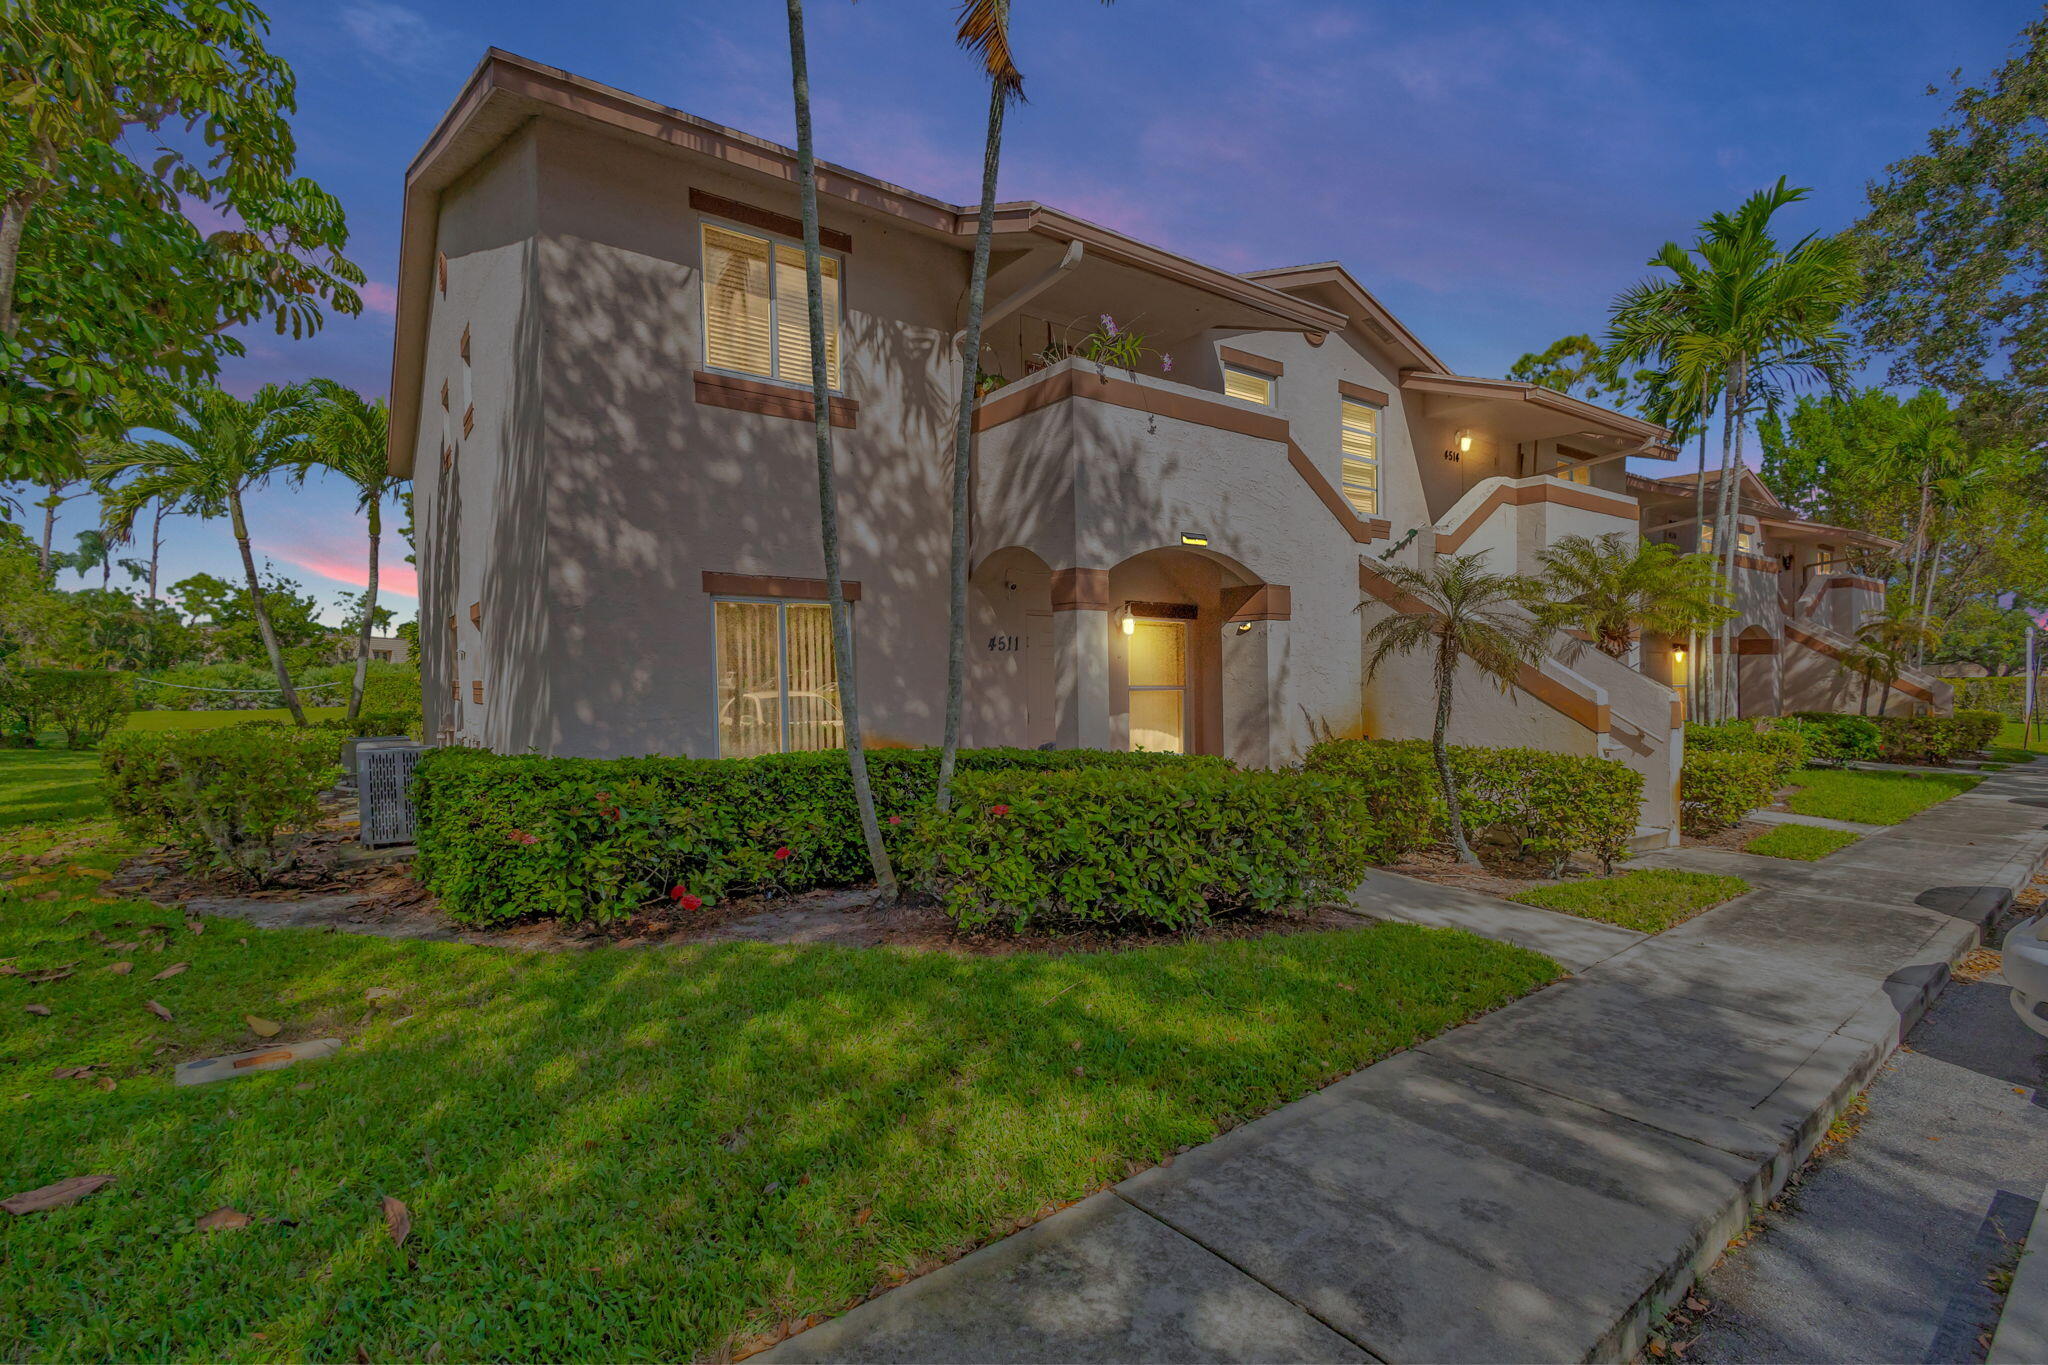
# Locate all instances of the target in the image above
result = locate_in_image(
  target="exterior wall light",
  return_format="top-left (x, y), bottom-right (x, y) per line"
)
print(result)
top-left (1120, 604), bottom-right (1136, 636)
top-left (1444, 428), bottom-right (1473, 462)
top-left (1180, 532), bottom-right (1209, 547)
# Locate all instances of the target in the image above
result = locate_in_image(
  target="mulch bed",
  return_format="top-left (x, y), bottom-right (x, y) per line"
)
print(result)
top-left (1380, 845), bottom-right (1611, 900)
top-left (1681, 820), bottom-right (1774, 852)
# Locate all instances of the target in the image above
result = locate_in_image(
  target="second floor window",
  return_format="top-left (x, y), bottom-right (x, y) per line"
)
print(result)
top-left (1223, 362), bottom-right (1275, 406)
top-left (701, 222), bottom-right (842, 389)
top-left (1339, 397), bottom-right (1379, 516)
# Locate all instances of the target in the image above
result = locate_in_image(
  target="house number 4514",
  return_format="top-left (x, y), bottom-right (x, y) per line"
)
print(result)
top-left (986, 635), bottom-right (1021, 652)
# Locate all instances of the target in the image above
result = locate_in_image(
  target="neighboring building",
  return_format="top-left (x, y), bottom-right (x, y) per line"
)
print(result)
top-left (366, 634), bottom-right (411, 666)
top-left (386, 52), bottom-right (1932, 849)
top-left (1630, 470), bottom-right (1951, 718)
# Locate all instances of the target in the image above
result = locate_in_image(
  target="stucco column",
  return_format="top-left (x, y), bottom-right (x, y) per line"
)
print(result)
top-left (1051, 568), bottom-right (1112, 750)
top-left (1220, 585), bottom-right (1292, 769)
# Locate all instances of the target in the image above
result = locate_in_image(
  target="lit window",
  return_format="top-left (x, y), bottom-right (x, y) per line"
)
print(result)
top-left (1339, 397), bottom-right (1379, 516)
top-left (701, 223), bottom-right (842, 389)
top-left (1557, 462), bottom-right (1592, 486)
top-left (1223, 363), bottom-right (1274, 406)
top-left (715, 598), bottom-right (844, 758)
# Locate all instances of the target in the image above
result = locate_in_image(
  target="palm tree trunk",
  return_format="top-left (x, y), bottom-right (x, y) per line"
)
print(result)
top-left (350, 498), bottom-right (381, 721)
top-left (1918, 538), bottom-right (1940, 665)
top-left (786, 0), bottom-right (897, 901)
top-left (1434, 632), bottom-right (1479, 867)
top-left (1713, 365), bottom-right (1747, 724)
top-left (937, 79), bottom-right (1009, 815)
top-left (38, 483), bottom-right (58, 582)
top-left (229, 488), bottom-right (306, 726)
top-left (1858, 664), bottom-right (1871, 716)
top-left (148, 499), bottom-right (164, 601)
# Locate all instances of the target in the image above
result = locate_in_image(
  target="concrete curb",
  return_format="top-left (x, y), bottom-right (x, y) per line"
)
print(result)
top-left (1989, 1181), bottom-right (2048, 1364)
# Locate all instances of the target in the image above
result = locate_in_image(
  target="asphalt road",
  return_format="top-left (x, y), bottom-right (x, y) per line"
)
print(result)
top-left (1686, 923), bottom-right (2048, 1364)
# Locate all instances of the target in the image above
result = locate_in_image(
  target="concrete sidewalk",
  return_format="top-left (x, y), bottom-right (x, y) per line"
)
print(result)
top-left (766, 760), bottom-right (2048, 1365)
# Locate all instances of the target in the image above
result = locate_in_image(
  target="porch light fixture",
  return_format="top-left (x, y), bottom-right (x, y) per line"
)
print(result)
top-left (1444, 428), bottom-right (1474, 462)
top-left (1119, 603), bottom-right (1136, 636)
top-left (1179, 532), bottom-right (1209, 547)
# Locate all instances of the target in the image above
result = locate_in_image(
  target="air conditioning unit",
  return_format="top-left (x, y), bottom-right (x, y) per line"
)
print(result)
top-left (358, 741), bottom-right (426, 848)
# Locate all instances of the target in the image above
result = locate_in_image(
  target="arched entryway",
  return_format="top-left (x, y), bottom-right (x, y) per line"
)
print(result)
top-left (1105, 546), bottom-right (1280, 759)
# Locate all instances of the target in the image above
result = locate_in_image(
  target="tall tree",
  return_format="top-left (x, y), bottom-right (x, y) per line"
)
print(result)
top-left (1609, 180), bottom-right (1857, 722)
top-left (783, 0), bottom-right (896, 900)
top-left (1533, 532), bottom-right (1732, 661)
top-left (95, 383), bottom-right (314, 721)
top-left (0, 0), bottom-right (362, 482)
top-left (1856, 11), bottom-right (2048, 452)
top-left (296, 379), bottom-right (402, 720)
top-left (1360, 555), bottom-right (1553, 868)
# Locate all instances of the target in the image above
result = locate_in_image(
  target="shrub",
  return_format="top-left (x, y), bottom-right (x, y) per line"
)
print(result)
top-left (1300, 738), bottom-right (1642, 872)
top-left (1953, 676), bottom-right (2026, 719)
top-left (1785, 711), bottom-right (1880, 763)
top-left (358, 664), bottom-right (422, 718)
top-left (412, 746), bottom-right (1226, 926)
top-left (1872, 714), bottom-right (1975, 765)
top-left (1953, 709), bottom-right (2004, 752)
top-left (101, 727), bottom-right (342, 884)
top-left (0, 668), bottom-right (134, 748)
top-left (901, 766), bottom-right (1374, 931)
top-left (1679, 748), bottom-right (1778, 836)
top-left (1299, 738), bottom-right (1440, 862)
top-left (1685, 721), bottom-right (1810, 783)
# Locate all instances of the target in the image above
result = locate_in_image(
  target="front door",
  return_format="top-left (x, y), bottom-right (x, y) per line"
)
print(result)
top-left (1127, 618), bottom-right (1187, 753)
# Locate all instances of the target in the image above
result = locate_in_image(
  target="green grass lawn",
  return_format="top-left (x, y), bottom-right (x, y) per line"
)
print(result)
top-left (0, 773), bottom-right (1558, 1360)
top-left (123, 705), bottom-right (346, 731)
top-left (1782, 766), bottom-right (1980, 825)
top-left (1994, 721), bottom-right (2048, 758)
top-left (1508, 868), bottom-right (1748, 933)
top-left (0, 745), bottom-right (109, 829)
top-left (1743, 823), bottom-right (1862, 861)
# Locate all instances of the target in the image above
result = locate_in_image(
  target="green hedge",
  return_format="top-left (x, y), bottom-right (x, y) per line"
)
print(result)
top-left (1952, 676), bottom-right (2028, 719)
top-left (1954, 709), bottom-right (2004, 751)
top-left (1684, 721), bottom-right (1811, 783)
top-left (412, 746), bottom-right (1225, 926)
top-left (1679, 749), bottom-right (1778, 836)
top-left (1785, 712), bottom-right (1881, 763)
top-left (1301, 738), bottom-right (1643, 872)
top-left (1873, 714), bottom-right (1980, 765)
top-left (900, 767), bottom-right (1374, 931)
top-left (136, 660), bottom-right (420, 713)
top-left (101, 727), bottom-right (342, 884)
top-left (0, 668), bottom-right (134, 748)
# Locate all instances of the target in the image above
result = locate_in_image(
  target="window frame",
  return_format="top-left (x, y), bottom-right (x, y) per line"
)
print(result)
top-left (1338, 395), bottom-right (1381, 517)
top-left (711, 594), bottom-right (850, 757)
top-left (1222, 362), bottom-right (1276, 407)
top-left (698, 217), bottom-right (847, 394)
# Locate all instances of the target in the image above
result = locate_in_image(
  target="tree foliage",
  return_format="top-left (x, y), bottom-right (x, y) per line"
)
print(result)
top-left (1534, 532), bottom-right (1733, 659)
top-left (0, 0), bottom-right (363, 482)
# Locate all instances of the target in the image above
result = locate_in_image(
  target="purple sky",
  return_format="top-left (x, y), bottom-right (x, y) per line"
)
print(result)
top-left (15, 0), bottom-right (2038, 622)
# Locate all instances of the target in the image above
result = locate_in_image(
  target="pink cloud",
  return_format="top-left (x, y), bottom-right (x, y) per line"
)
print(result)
top-left (359, 281), bottom-right (399, 317)
top-left (272, 549), bottom-right (418, 599)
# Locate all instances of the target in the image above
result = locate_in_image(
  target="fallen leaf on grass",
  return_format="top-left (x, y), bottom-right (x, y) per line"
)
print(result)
top-left (185, 919), bottom-right (203, 935)
top-left (96, 1076), bottom-right (115, 1092)
top-left (23, 1004), bottom-right (50, 1016)
top-left (144, 1000), bottom-right (173, 1022)
top-left (1, 1175), bottom-right (113, 1215)
top-left (854, 1207), bottom-right (872, 1227)
top-left (66, 866), bottom-right (111, 880)
top-left (23, 964), bottom-right (78, 984)
top-left (381, 1196), bottom-right (411, 1246)
top-left (195, 1207), bottom-right (252, 1232)
top-left (245, 1016), bottom-right (281, 1038)
top-left (364, 987), bottom-right (397, 1003)
top-left (105, 962), bottom-right (132, 975)
top-left (50, 1066), bottom-right (93, 1080)
top-left (151, 963), bottom-right (189, 981)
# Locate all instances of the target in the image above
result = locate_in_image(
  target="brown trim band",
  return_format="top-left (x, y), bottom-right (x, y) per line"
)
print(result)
top-left (1218, 345), bottom-right (1283, 378)
top-left (1734, 552), bottom-right (1780, 574)
top-left (1783, 623), bottom-right (1935, 702)
top-left (693, 370), bottom-right (859, 428)
top-left (974, 367), bottom-right (1290, 443)
top-left (1223, 584), bottom-right (1292, 622)
top-left (1050, 567), bottom-right (1110, 612)
top-left (702, 571), bottom-right (862, 602)
top-left (1360, 562), bottom-right (1610, 733)
top-left (1434, 480), bottom-right (1638, 555)
top-left (1733, 633), bottom-right (1777, 655)
top-left (1822, 575), bottom-right (1884, 594)
top-left (1338, 379), bottom-right (1390, 407)
top-left (690, 188), bottom-right (851, 252)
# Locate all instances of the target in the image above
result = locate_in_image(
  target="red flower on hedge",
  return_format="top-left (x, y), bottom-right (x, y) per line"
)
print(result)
top-left (990, 804), bottom-right (1010, 817)
top-left (772, 846), bottom-right (793, 861)
top-left (507, 829), bottom-right (539, 846)
top-left (888, 815), bottom-right (903, 826)
top-left (670, 887), bottom-right (703, 911)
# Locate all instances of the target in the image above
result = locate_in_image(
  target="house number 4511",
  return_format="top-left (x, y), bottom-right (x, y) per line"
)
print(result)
top-left (986, 635), bottom-right (1021, 652)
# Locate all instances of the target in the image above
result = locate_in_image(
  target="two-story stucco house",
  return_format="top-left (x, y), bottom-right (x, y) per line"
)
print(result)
top-left (399, 51), bottom-right (1900, 848)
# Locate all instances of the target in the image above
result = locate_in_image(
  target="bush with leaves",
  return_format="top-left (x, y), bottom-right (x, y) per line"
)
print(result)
top-left (1684, 721), bottom-right (1811, 784)
top-left (1872, 714), bottom-right (1977, 765)
top-left (1786, 711), bottom-right (1881, 763)
top-left (101, 727), bottom-right (342, 885)
top-left (1953, 709), bottom-right (2005, 752)
top-left (0, 668), bottom-right (133, 748)
top-left (1301, 738), bottom-right (1642, 872)
top-left (412, 746), bottom-right (1226, 926)
top-left (1679, 749), bottom-right (1779, 836)
top-left (901, 766), bottom-right (1373, 931)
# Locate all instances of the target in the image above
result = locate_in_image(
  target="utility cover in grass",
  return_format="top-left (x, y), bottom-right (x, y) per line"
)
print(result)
top-left (1509, 868), bottom-right (1749, 933)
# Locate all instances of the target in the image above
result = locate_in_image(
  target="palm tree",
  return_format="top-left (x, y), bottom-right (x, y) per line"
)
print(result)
top-left (295, 379), bottom-right (402, 720)
top-left (784, 0), bottom-right (896, 900)
top-left (1609, 179), bottom-right (1858, 723)
top-left (89, 445), bottom-right (181, 602)
top-left (95, 383), bottom-right (314, 723)
top-left (935, 0), bottom-right (1111, 814)
top-left (1360, 554), bottom-right (1554, 867)
top-left (1534, 532), bottom-right (1732, 661)
top-left (1856, 598), bottom-right (1939, 717)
